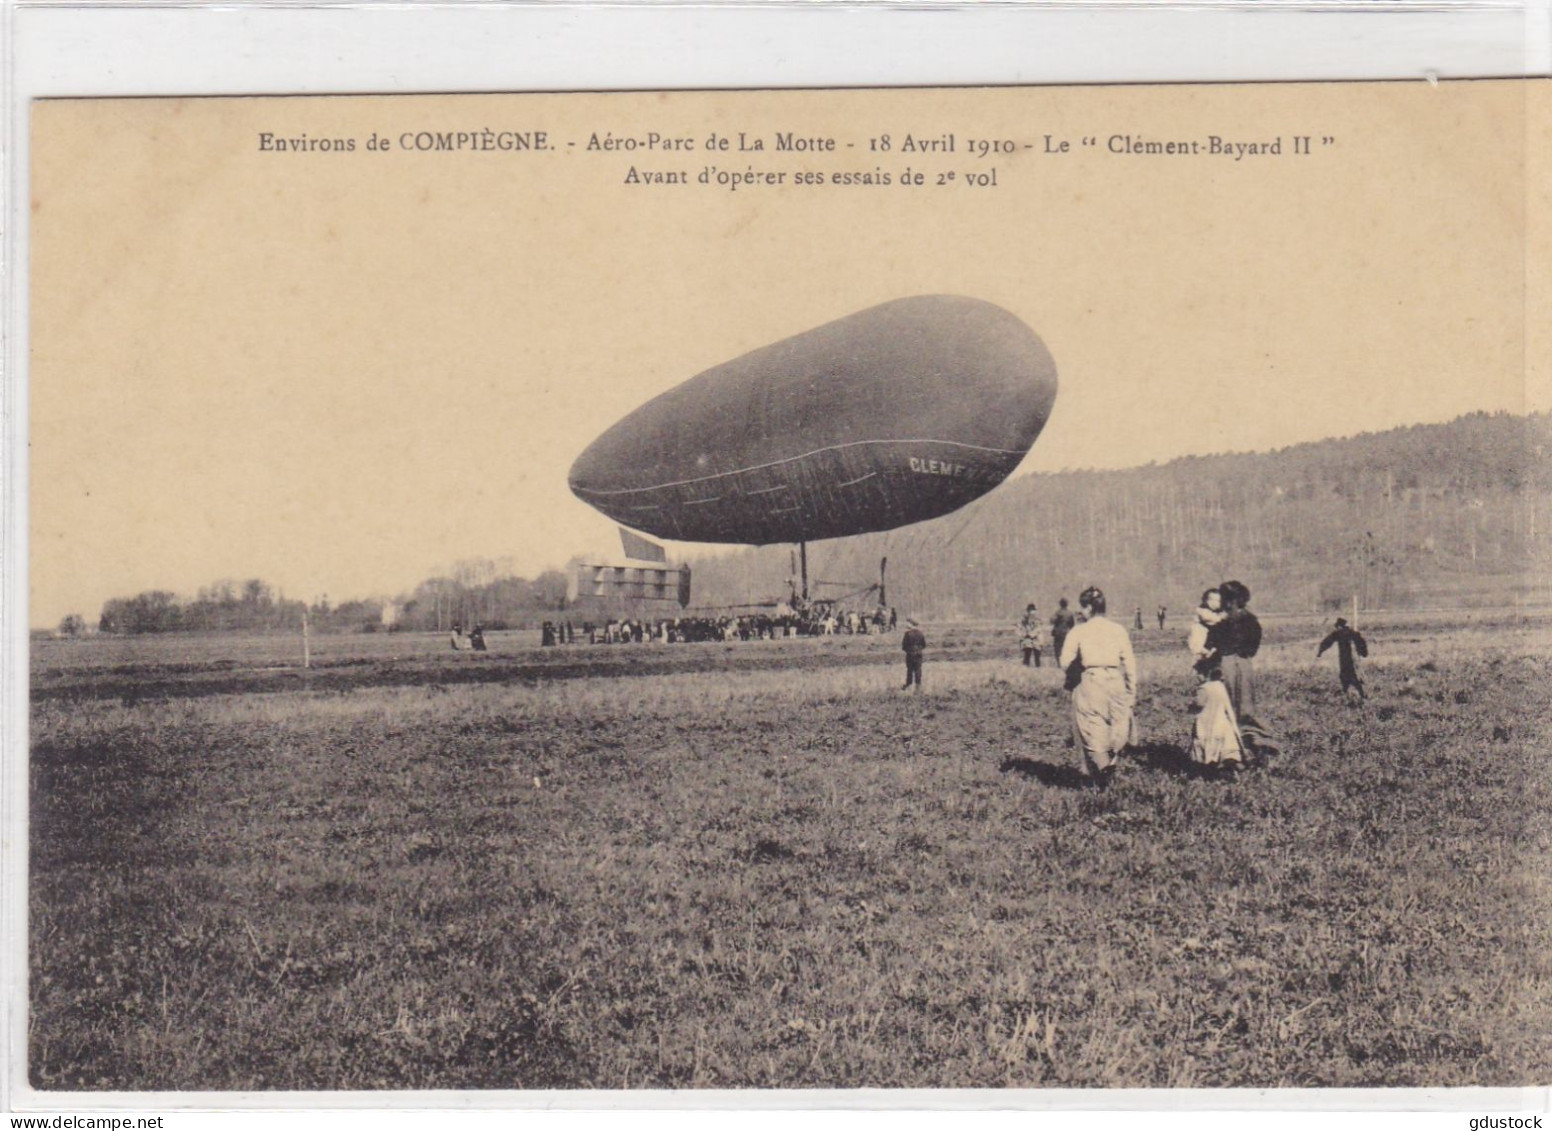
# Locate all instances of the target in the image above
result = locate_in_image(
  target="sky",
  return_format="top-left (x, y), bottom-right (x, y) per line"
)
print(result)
top-left (26, 82), bottom-right (1550, 627)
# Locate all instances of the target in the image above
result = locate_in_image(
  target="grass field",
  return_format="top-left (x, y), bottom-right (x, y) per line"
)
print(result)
top-left (27, 616), bottom-right (1552, 1090)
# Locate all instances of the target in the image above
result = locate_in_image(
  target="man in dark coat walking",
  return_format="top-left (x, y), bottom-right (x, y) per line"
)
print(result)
top-left (1050, 598), bottom-right (1076, 664)
top-left (901, 619), bottom-right (926, 692)
top-left (1318, 617), bottom-right (1369, 701)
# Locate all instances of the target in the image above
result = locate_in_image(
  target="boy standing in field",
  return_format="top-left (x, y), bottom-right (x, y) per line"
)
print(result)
top-left (901, 619), bottom-right (927, 692)
top-left (1318, 617), bottom-right (1369, 701)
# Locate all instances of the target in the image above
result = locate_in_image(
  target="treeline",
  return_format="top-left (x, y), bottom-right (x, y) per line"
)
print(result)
top-left (98, 580), bottom-right (380, 636)
top-left (92, 563), bottom-right (572, 636)
top-left (394, 563), bottom-right (570, 633)
top-left (688, 411), bottom-right (1552, 619)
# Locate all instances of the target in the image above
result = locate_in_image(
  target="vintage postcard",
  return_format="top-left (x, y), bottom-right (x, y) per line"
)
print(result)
top-left (23, 82), bottom-right (1552, 1099)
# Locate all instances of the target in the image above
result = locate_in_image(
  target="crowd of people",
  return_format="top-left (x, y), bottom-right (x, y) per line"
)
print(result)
top-left (528, 604), bottom-right (899, 647)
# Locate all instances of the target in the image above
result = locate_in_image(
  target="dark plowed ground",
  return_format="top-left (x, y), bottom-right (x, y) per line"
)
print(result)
top-left (29, 637), bottom-right (996, 704)
top-left (33, 615), bottom-right (1453, 704)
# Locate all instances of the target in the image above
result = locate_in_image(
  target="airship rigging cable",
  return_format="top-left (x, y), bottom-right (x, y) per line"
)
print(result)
top-left (943, 496), bottom-right (992, 550)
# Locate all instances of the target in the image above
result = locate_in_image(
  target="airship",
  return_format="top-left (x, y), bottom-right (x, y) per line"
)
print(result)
top-left (568, 295), bottom-right (1058, 553)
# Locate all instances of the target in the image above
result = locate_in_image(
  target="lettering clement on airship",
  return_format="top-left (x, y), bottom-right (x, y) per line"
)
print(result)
top-left (568, 295), bottom-right (1058, 551)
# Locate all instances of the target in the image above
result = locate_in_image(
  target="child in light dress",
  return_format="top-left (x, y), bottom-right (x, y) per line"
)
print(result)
top-left (1187, 588), bottom-right (1244, 771)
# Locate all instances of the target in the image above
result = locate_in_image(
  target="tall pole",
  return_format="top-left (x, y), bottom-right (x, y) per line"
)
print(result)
top-left (879, 556), bottom-right (888, 607)
top-left (799, 541), bottom-right (809, 602)
top-left (302, 604), bottom-right (312, 670)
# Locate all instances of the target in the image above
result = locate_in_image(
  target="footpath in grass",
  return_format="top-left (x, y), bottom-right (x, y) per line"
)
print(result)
top-left (28, 649), bottom-right (1552, 1090)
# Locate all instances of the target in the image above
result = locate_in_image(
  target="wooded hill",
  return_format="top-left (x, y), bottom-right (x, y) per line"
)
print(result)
top-left (84, 412), bottom-right (1549, 635)
top-left (685, 412), bottom-right (1552, 619)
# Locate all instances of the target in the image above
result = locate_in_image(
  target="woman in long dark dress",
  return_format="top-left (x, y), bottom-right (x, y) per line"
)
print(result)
top-left (1206, 580), bottom-right (1275, 753)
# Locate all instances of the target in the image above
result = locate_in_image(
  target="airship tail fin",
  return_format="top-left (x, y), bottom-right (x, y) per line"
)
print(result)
top-left (619, 527), bottom-right (668, 563)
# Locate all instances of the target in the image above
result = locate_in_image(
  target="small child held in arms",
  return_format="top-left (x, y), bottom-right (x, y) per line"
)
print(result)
top-left (1188, 587), bottom-right (1226, 679)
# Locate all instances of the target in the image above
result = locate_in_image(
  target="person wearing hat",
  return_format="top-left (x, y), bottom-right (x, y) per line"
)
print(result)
top-left (1018, 602), bottom-right (1043, 667)
top-left (901, 618), bottom-right (927, 692)
top-left (1050, 597), bottom-right (1076, 661)
top-left (1186, 589), bottom-right (1244, 774)
top-left (1318, 616), bottom-right (1369, 701)
top-left (1208, 580), bottom-right (1275, 752)
top-left (1057, 586), bottom-right (1137, 787)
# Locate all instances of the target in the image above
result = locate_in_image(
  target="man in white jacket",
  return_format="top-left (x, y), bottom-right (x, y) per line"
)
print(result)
top-left (1058, 586), bottom-right (1138, 788)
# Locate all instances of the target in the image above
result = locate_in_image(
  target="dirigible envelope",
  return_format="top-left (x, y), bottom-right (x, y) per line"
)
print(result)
top-left (569, 295), bottom-right (1059, 545)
